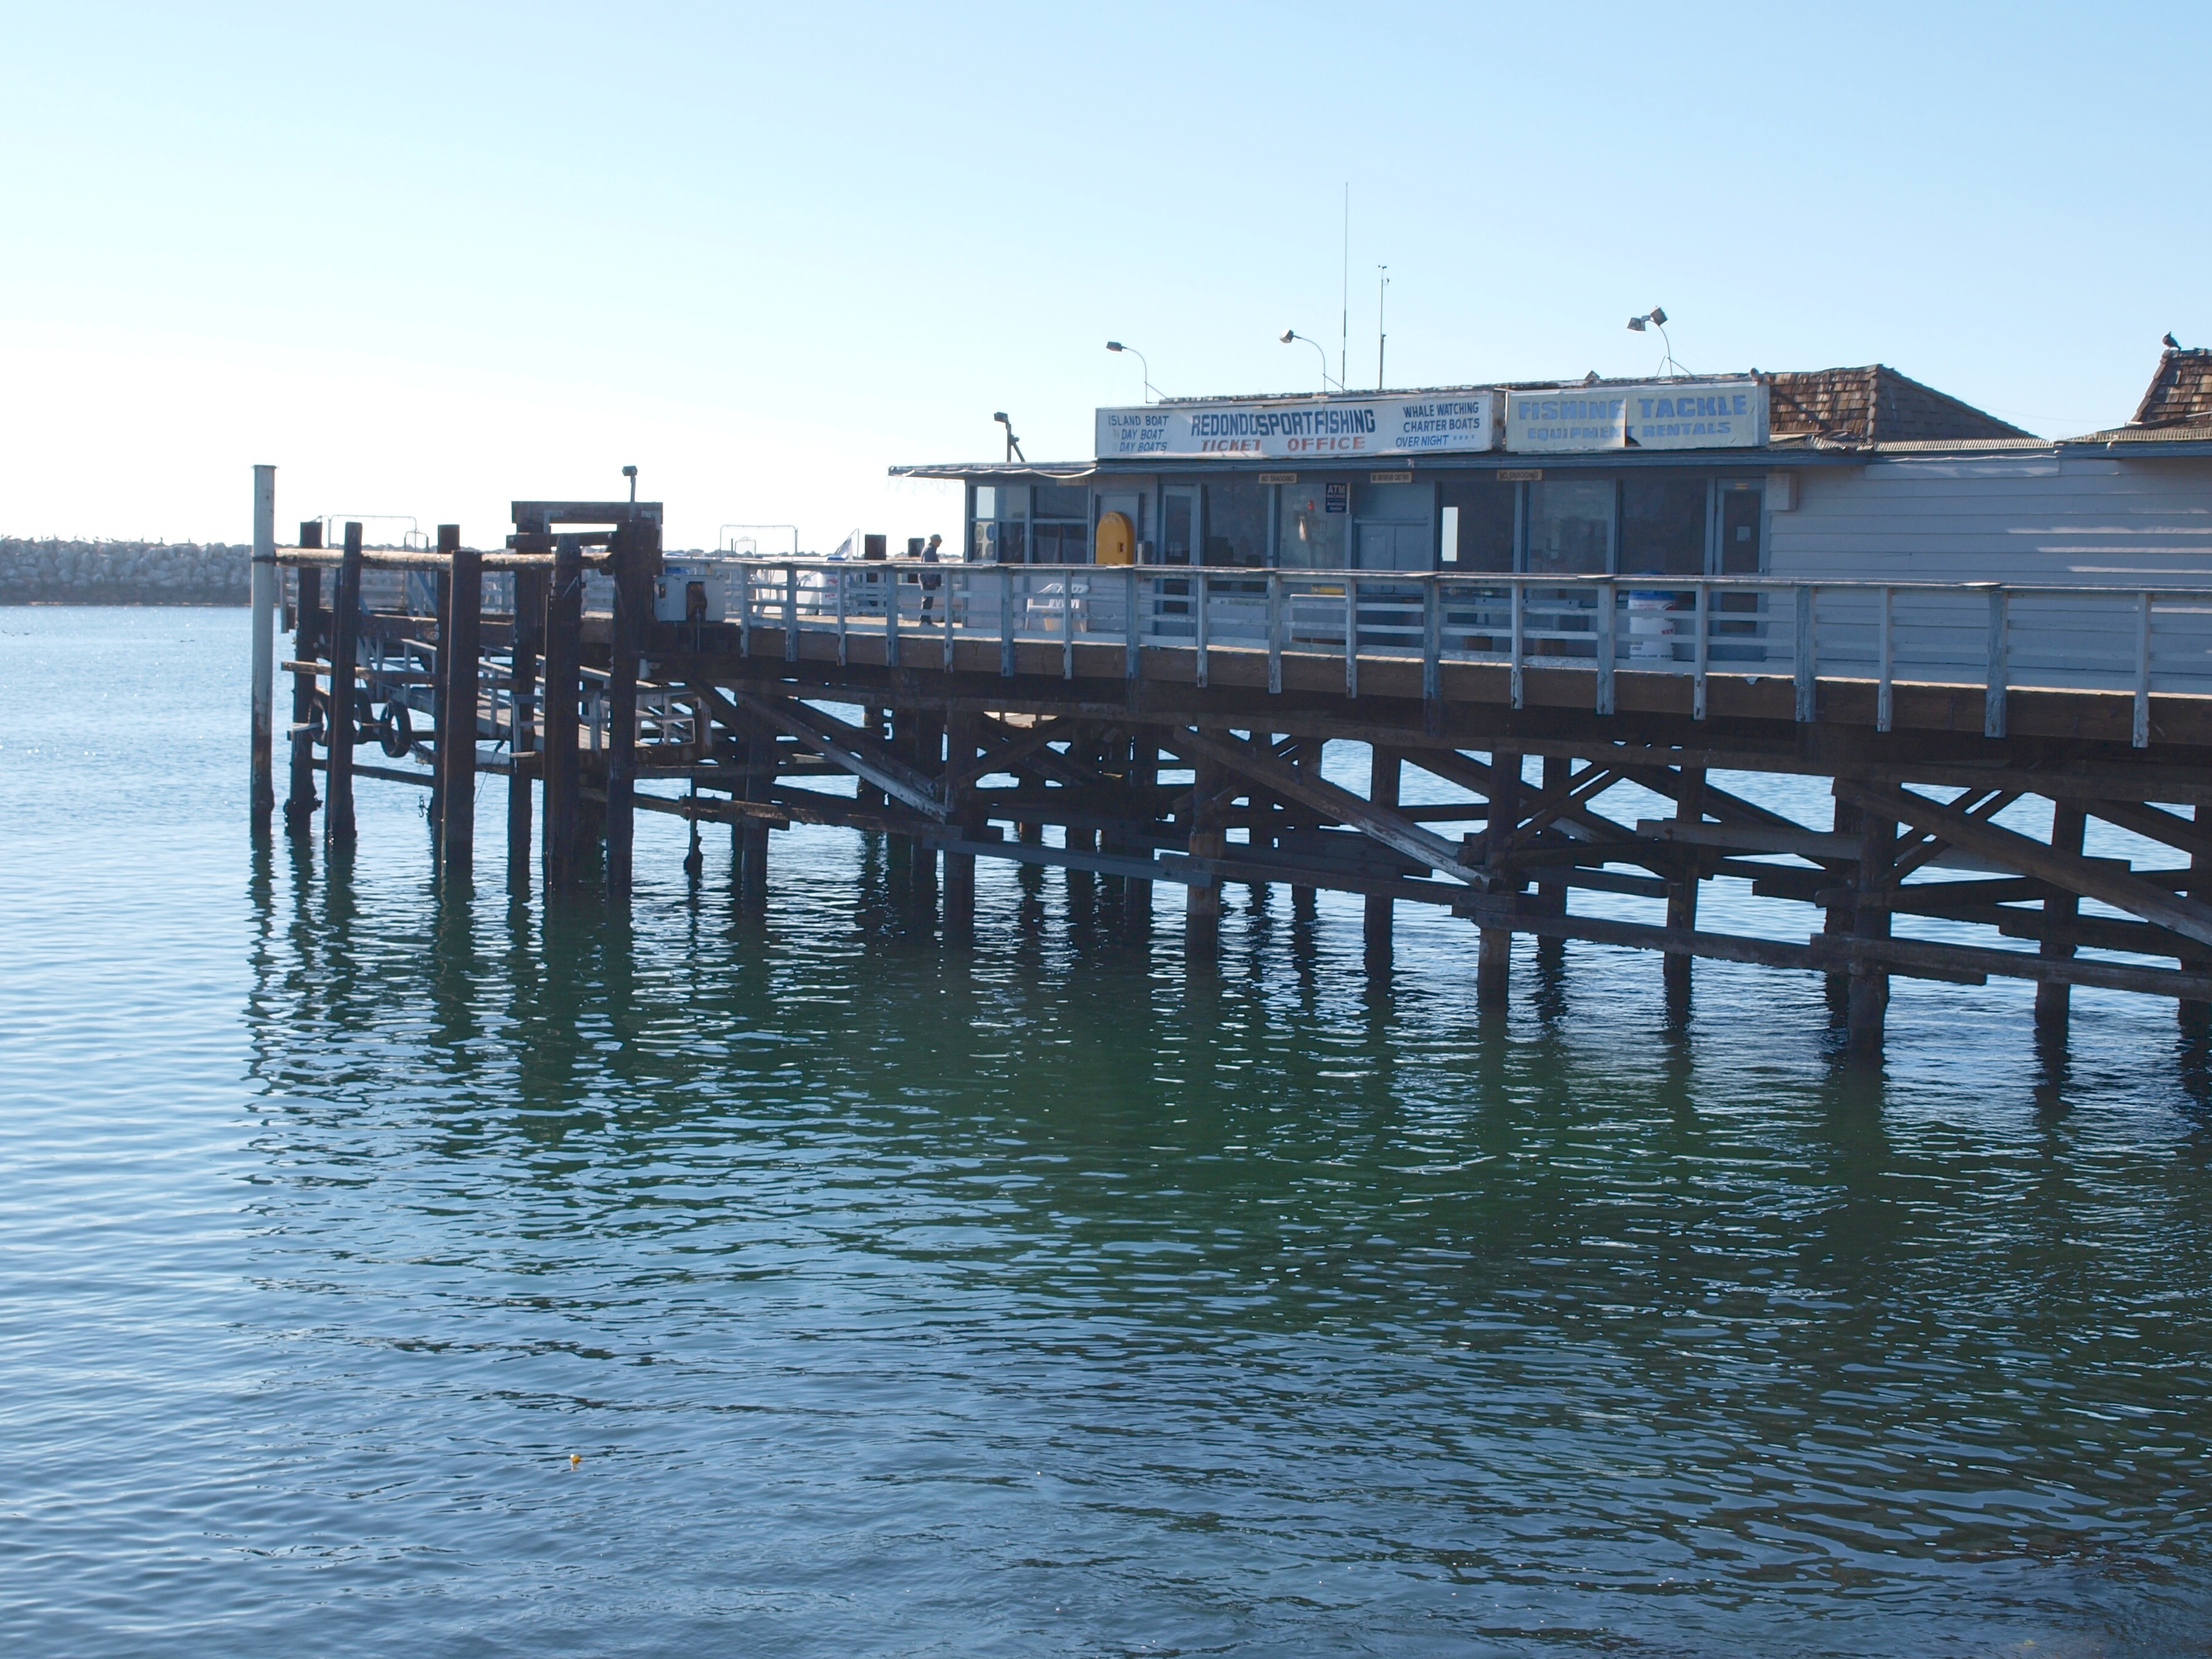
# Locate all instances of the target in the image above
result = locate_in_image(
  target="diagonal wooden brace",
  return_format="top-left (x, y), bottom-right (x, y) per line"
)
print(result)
top-left (944, 716), bottom-right (1070, 795)
top-left (732, 688), bottom-right (950, 821)
top-left (1162, 726), bottom-right (1475, 882)
top-left (1835, 778), bottom-right (2212, 950)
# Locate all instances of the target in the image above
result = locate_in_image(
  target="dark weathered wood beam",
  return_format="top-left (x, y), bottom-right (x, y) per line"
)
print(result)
top-left (1162, 726), bottom-right (1474, 881)
top-left (1835, 779), bottom-right (2212, 950)
top-left (732, 688), bottom-right (950, 820)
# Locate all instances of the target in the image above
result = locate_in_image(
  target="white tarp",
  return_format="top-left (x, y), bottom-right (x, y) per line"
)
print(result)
top-left (1096, 392), bottom-right (1497, 461)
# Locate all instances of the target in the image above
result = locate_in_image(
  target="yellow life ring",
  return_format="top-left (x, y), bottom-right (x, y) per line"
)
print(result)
top-left (1094, 510), bottom-right (1135, 566)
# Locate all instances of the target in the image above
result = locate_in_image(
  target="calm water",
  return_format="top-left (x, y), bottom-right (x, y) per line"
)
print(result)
top-left (4, 607), bottom-right (2211, 1658)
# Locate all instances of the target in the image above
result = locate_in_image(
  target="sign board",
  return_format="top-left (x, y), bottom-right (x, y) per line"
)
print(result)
top-left (1623, 380), bottom-right (1766, 449)
top-left (1096, 391), bottom-right (1498, 460)
top-left (1504, 390), bottom-right (1628, 452)
top-left (1504, 379), bottom-right (1767, 453)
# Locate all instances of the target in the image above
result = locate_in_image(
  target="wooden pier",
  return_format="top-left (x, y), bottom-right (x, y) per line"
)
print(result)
top-left (249, 495), bottom-right (2212, 1063)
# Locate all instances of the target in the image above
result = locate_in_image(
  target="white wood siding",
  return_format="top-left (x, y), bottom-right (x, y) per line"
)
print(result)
top-left (1770, 453), bottom-right (2212, 587)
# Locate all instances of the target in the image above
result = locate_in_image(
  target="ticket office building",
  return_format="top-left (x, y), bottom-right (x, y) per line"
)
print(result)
top-left (948, 461), bottom-right (1776, 581)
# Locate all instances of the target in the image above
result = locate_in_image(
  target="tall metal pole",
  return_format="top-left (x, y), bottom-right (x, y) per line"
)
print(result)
top-left (1339, 183), bottom-right (1349, 397)
top-left (249, 464), bottom-right (276, 832)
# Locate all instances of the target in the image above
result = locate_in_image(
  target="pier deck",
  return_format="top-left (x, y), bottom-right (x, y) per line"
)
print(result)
top-left (253, 503), bottom-right (2212, 1062)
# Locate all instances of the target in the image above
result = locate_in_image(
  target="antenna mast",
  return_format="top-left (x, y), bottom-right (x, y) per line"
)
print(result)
top-left (1339, 183), bottom-right (1349, 397)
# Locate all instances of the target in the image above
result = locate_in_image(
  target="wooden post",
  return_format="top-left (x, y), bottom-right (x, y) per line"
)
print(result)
top-left (323, 522), bottom-right (362, 849)
top-left (1535, 756), bottom-right (1570, 913)
top-left (858, 705), bottom-right (886, 810)
top-left (604, 515), bottom-right (656, 899)
top-left (943, 709), bottom-right (983, 941)
top-left (508, 568), bottom-right (544, 894)
top-left (736, 711), bottom-right (771, 911)
top-left (2034, 799), bottom-right (2087, 1030)
top-left (2181, 803), bottom-right (2212, 1030)
top-left (1664, 765), bottom-right (1708, 994)
top-left (427, 566), bottom-right (451, 833)
top-left (1124, 732), bottom-right (1155, 927)
top-left (1289, 737), bottom-right (1318, 918)
top-left (249, 464), bottom-right (277, 833)
top-left (283, 524), bottom-right (322, 837)
top-left (1477, 750), bottom-right (1521, 1007)
top-left (541, 539), bottom-right (583, 894)
top-left (1364, 744), bottom-right (1399, 973)
top-left (1848, 806), bottom-right (1896, 1059)
top-left (438, 528), bottom-right (478, 884)
top-left (888, 705), bottom-right (919, 881)
top-left (914, 709), bottom-right (943, 903)
top-left (1186, 739), bottom-right (1227, 959)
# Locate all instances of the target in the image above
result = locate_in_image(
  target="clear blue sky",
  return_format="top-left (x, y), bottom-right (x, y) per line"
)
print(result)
top-left (4, 2), bottom-right (2205, 551)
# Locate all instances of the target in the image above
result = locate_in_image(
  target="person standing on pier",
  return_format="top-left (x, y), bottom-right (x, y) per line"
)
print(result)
top-left (919, 532), bottom-right (943, 619)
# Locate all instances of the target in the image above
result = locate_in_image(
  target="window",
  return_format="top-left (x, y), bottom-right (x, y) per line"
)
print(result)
top-left (1030, 482), bottom-right (1089, 563)
top-left (1439, 477), bottom-right (1516, 571)
top-left (1527, 480), bottom-right (1612, 575)
top-left (1276, 478), bottom-right (1349, 568)
top-left (1620, 477), bottom-right (1706, 578)
top-left (1204, 478), bottom-right (1269, 566)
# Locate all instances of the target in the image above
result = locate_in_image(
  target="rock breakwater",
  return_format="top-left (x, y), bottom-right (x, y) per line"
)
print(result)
top-left (1, 538), bottom-right (251, 605)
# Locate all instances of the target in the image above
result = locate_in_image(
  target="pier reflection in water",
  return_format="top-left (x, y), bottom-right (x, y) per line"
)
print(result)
top-left (7, 608), bottom-right (2212, 1657)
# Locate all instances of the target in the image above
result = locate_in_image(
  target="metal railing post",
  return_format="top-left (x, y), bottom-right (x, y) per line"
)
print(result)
top-left (739, 564), bottom-right (753, 658)
top-left (942, 565), bottom-right (956, 671)
top-left (1595, 579), bottom-right (1616, 716)
top-left (783, 561), bottom-right (799, 662)
top-left (999, 564), bottom-right (1014, 676)
top-left (1692, 581), bottom-right (1709, 721)
top-left (1267, 571), bottom-right (1284, 695)
top-left (1196, 569), bottom-right (1210, 689)
top-left (1125, 567), bottom-right (1141, 682)
top-left (2136, 591), bottom-right (2153, 748)
top-left (836, 563), bottom-right (848, 668)
top-left (1794, 586), bottom-right (1815, 722)
top-left (1983, 586), bottom-right (2007, 739)
top-left (1062, 569), bottom-right (1076, 680)
top-left (1344, 575), bottom-right (1358, 699)
top-left (1877, 585), bottom-right (1894, 734)
top-left (1509, 579), bottom-right (1525, 712)
top-left (885, 563), bottom-right (900, 668)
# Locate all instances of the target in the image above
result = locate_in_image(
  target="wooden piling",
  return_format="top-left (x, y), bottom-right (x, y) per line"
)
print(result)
top-left (943, 709), bottom-right (983, 940)
top-left (541, 539), bottom-right (584, 894)
top-left (249, 464), bottom-right (277, 833)
top-left (2034, 800), bottom-right (2087, 1029)
top-left (283, 524), bottom-right (323, 837)
top-left (438, 528), bottom-right (479, 885)
top-left (604, 515), bottom-right (656, 899)
top-left (508, 568), bottom-right (544, 894)
top-left (323, 522), bottom-right (363, 849)
top-left (427, 566), bottom-right (451, 833)
top-left (736, 711), bottom-right (771, 911)
top-left (1477, 751), bottom-right (1521, 1006)
top-left (1186, 740), bottom-right (1227, 958)
top-left (1664, 766), bottom-right (1708, 993)
top-left (1848, 809), bottom-right (1897, 1059)
top-left (1124, 733), bottom-right (1155, 927)
top-left (1364, 745), bottom-right (1399, 973)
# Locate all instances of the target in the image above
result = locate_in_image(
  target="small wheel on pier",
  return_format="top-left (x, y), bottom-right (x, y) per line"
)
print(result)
top-left (350, 691), bottom-right (377, 749)
top-left (377, 699), bottom-right (414, 758)
top-left (304, 688), bottom-right (331, 749)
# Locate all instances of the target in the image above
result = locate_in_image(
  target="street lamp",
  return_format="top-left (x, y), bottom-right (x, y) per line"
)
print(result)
top-left (1279, 329), bottom-right (1342, 392)
top-left (1626, 307), bottom-right (1686, 375)
top-left (1105, 340), bottom-right (1159, 403)
top-left (993, 411), bottom-right (1025, 463)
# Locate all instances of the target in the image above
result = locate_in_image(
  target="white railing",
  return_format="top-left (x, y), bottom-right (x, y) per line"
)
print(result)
top-left (696, 561), bottom-right (2212, 749)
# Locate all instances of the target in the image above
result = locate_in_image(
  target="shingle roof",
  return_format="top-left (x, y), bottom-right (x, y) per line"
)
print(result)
top-left (1766, 366), bottom-right (2029, 444)
top-left (2129, 348), bottom-right (2212, 428)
